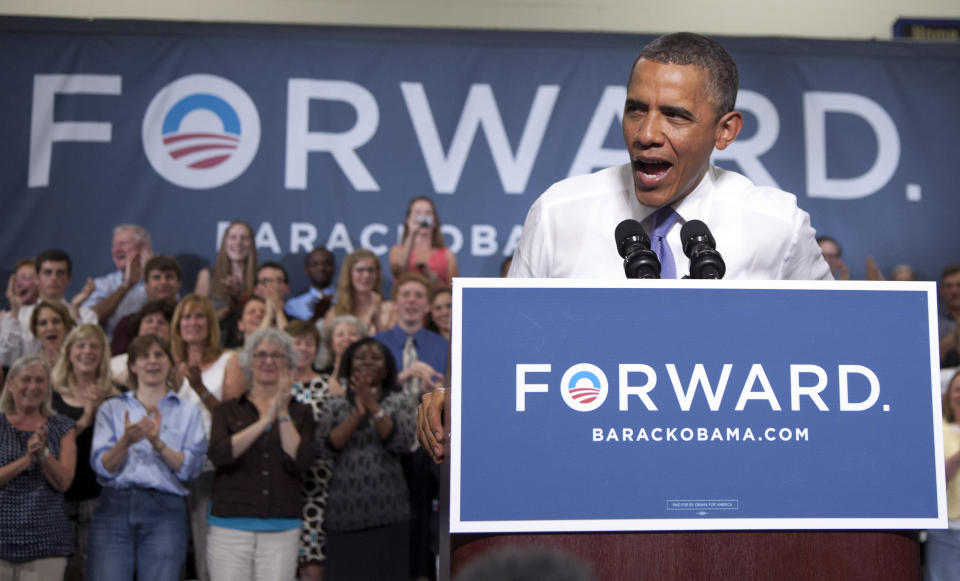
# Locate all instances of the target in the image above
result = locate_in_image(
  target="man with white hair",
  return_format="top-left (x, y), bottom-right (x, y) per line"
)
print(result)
top-left (82, 224), bottom-right (152, 339)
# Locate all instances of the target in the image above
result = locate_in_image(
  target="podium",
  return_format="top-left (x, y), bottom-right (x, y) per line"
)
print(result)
top-left (448, 530), bottom-right (920, 579)
top-left (441, 279), bottom-right (942, 580)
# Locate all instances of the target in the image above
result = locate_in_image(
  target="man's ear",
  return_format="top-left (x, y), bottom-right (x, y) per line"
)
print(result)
top-left (714, 110), bottom-right (743, 150)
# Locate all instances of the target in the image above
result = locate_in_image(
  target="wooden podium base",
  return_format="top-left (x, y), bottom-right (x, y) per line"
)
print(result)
top-left (449, 531), bottom-right (920, 580)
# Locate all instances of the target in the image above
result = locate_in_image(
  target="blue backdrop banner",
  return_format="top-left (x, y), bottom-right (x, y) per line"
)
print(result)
top-left (1, 18), bottom-right (958, 294)
top-left (451, 279), bottom-right (943, 532)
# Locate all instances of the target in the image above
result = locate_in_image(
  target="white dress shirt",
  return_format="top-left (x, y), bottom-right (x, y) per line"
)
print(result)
top-left (508, 163), bottom-right (831, 281)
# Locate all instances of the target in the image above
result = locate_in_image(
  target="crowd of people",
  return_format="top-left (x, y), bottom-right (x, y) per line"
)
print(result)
top-left (1, 198), bottom-right (959, 581)
top-left (0, 196), bottom-right (455, 581)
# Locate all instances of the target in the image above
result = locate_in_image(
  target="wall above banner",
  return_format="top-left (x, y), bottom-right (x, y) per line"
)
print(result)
top-left (1, 17), bottom-right (958, 294)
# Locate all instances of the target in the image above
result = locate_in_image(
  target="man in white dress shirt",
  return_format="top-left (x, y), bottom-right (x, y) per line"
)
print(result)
top-left (418, 32), bottom-right (832, 461)
top-left (508, 33), bottom-right (830, 281)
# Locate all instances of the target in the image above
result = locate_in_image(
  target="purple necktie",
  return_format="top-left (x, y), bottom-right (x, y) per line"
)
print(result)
top-left (650, 206), bottom-right (681, 279)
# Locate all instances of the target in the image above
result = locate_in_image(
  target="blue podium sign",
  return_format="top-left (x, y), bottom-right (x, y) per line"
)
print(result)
top-left (449, 279), bottom-right (945, 532)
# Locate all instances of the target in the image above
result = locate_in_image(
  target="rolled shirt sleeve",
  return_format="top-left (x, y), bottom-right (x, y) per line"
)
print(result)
top-left (89, 391), bottom-right (207, 496)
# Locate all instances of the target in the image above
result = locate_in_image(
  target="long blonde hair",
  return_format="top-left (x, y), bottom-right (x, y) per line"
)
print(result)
top-left (210, 220), bottom-right (258, 301)
top-left (333, 249), bottom-right (383, 317)
top-left (170, 294), bottom-right (223, 365)
top-left (51, 324), bottom-right (118, 400)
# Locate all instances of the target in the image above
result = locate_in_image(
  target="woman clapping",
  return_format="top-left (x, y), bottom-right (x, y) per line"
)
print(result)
top-left (87, 335), bottom-right (207, 581)
top-left (207, 328), bottom-right (314, 581)
top-left (316, 338), bottom-right (416, 581)
top-left (0, 355), bottom-right (76, 580)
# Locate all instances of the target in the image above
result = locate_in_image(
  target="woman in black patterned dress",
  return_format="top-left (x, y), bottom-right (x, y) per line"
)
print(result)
top-left (286, 320), bottom-right (337, 581)
top-left (314, 338), bottom-right (417, 581)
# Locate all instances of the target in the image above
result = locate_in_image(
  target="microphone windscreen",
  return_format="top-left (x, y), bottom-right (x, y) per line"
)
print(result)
top-left (615, 219), bottom-right (649, 257)
top-left (615, 219), bottom-right (645, 242)
top-left (680, 219), bottom-right (711, 242)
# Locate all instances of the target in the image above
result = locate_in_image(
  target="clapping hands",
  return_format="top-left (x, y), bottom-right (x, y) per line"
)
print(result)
top-left (350, 369), bottom-right (381, 416)
top-left (122, 409), bottom-right (163, 448)
top-left (25, 423), bottom-right (48, 463)
top-left (265, 368), bottom-right (293, 423)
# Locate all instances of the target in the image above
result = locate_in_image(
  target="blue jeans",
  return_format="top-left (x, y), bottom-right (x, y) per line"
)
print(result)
top-left (87, 487), bottom-right (188, 581)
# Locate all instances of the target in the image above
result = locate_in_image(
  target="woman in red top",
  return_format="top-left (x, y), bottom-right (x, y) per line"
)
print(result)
top-left (389, 196), bottom-right (458, 291)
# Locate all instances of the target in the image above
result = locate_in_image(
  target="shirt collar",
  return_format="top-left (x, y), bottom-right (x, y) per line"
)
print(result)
top-left (634, 166), bottom-right (716, 230)
top-left (388, 324), bottom-right (428, 343)
top-left (123, 389), bottom-right (181, 406)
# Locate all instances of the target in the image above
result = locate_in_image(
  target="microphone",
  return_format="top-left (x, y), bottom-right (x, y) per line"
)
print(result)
top-left (615, 219), bottom-right (661, 279)
top-left (681, 220), bottom-right (725, 279)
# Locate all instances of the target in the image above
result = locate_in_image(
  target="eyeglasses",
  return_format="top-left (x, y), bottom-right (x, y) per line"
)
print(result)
top-left (252, 351), bottom-right (286, 361)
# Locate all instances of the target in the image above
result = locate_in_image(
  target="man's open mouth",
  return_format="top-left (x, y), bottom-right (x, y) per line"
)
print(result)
top-left (634, 158), bottom-right (672, 177)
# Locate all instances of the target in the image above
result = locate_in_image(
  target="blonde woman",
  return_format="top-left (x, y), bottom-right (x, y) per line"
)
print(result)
top-left (324, 249), bottom-right (393, 335)
top-left (50, 324), bottom-right (118, 580)
top-left (170, 294), bottom-right (244, 581)
top-left (194, 221), bottom-right (258, 320)
top-left (319, 315), bottom-right (366, 397)
top-left (0, 354), bottom-right (76, 580)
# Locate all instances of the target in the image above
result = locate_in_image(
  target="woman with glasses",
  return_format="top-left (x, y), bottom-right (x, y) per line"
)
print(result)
top-left (207, 328), bottom-right (315, 581)
top-left (324, 249), bottom-right (393, 336)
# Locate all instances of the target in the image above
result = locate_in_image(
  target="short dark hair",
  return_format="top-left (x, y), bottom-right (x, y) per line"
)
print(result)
top-left (305, 247), bottom-right (333, 266)
top-left (816, 236), bottom-right (842, 257)
top-left (258, 261), bottom-right (289, 284)
top-left (35, 249), bottom-right (72, 276)
top-left (126, 334), bottom-right (173, 387)
top-left (454, 546), bottom-right (596, 581)
top-left (132, 299), bottom-right (176, 336)
top-left (633, 32), bottom-right (739, 116)
top-left (942, 264), bottom-right (960, 281)
top-left (284, 319), bottom-right (321, 346)
top-left (339, 338), bottom-right (399, 405)
top-left (144, 255), bottom-right (182, 281)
